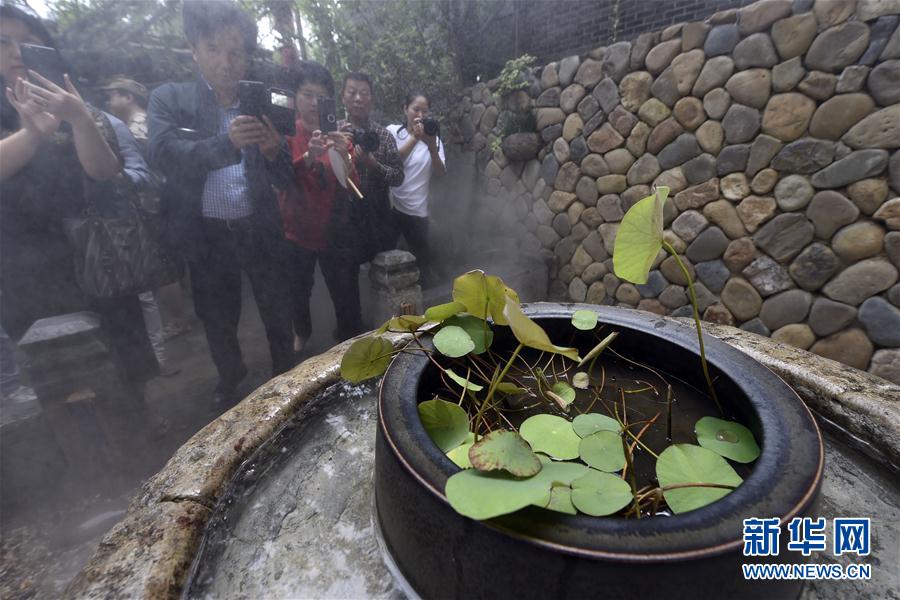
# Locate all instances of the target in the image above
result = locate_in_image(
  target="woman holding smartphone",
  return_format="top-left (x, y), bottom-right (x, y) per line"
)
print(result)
top-left (276, 61), bottom-right (362, 354)
top-left (387, 92), bottom-right (445, 286)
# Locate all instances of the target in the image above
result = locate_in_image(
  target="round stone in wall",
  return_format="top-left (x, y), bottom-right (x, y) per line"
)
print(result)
top-left (811, 149), bottom-right (890, 189)
top-left (693, 56), bottom-right (735, 97)
top-left (759, 289), bottom-right (813, 330)
top-left (750, 169), bottom-right (778, 195)
top-left (809, 94), bottom-right (875, 141)
top-left (717, 145), bottom-right (751, 175)
top-left (753, 213), bottom-right (815, 262)
top-left (723, 104), bottom-right (762, 144)
top-left (660, 255), bottom-right (695, 286)
top-left (789, 243), bottom-right (840, 292)
top-left (672, 210), bottom-right (709, 242)
top-left (733, 33), bottom-right (778, 70)
top-left (604, 148), bottom-right (636, 174)
top-left (842, 104), bottom-right (900, 150)
top-left (808, 297), bottom-right (857, 337)
top-left (869, 349), bottom-right (900, 386)
top-left (761, 93), bottom-right (816, 142)
top-left (772, 56), bottom-right (805, 93)
top-left (859, 296), bottom-right (900, 347)
top-left (648, 118), bottom-right (684, 155)
top-left (703, 88), bottom-right (732, 121)
top-left (737, 195), bottom-right (777, 233)
top-left (771, 323), bottom-right (816, 350)
top-left (723, 237), bottom-right (758, 272)
top-left (873, 198), bottom-right (900, 229)
top-left (721, 277), bottom-right (763, 321)
top-left (673, 97), bottom-right (706, 130)
top-left (619, 71), bottom-right (653, 112)
top-left (658, 133), bottom-right (702, 170)
top-left (686, 226), bottom-right (730, 263)
top-left (695, 259), bottom-right (731, 293)
top-left (704, 24), bottom-right (741, 57)
top-left (627, 154), bottom-right (661, 185)
top-left (805, 21), bottom-right (871, 73)
top-left (846, 178), bottom-right (890, 215)
top-left (806, 190), bottom-right (860, 239)
top-left (832, 221), bottom-right (886, 262)
top-left (742, 255), bottom-right (794, 297)
top-left (645, 39), bottom-right (682, 75)
top-left (724, 69), bottom-right (772, 110)
top-left (696, 120), bottom-right (724, 154)
top-left (774, 175), bottom-right (814, 210)
top-left (867, 60), bottom-right (900, 106)
top-left (771, 12), bottom-right (817, 60)
top-left (822, 258), bottom-right (899, 306)
top-left (811, 328), bottom-right (874, 371)
top-left (704, 199), bottom-right (747, 238)
top-left (771, 138), bottom-right (835, 174)
top-left (638, 98), bottom-right (672, 127)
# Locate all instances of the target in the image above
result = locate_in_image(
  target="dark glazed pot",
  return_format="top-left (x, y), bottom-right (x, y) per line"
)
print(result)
top-left (375, 303), bottom-right (824, 599)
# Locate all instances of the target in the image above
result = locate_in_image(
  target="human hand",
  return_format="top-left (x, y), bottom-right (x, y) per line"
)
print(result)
top-left (326, 131), bottom-right (351, 154)
top-left (24, 72), bottom-right (90, 126)
top-left (258, 116), bottom-right (283, 161)
top-left (6, 77), bottom-right (60, 138)
top-left (307, 130), bottom-right (327, 161)
top-left (411, 118), bottom-right (426, 141)
top-left (355, 145), bottom-right (377, 168)
top-left (228, 115), bottom-right (268, 150)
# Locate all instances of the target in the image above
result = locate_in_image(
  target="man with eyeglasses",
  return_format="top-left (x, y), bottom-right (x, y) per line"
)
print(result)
top-left (339, 73), bottom-right (404, 261)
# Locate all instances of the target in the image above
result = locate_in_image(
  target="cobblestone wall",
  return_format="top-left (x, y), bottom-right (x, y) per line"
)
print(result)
top-left (445, 0), bottom-right (900, 385)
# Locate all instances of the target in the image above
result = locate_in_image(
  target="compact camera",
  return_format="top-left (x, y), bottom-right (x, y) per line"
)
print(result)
top-left (238, 80), bottom-right (296, 136)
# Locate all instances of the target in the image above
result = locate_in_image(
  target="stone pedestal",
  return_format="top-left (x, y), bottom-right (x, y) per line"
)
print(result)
top-left (369, 250), bottom-right (423, 326)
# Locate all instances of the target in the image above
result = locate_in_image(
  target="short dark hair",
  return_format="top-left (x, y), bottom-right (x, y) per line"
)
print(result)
top-left (182, 0), bottom-right (257, 53)
top-left (404, 91), bottom-right (430, 109)
top-left (342, 72), bottom-right (373, 95)
top-left (290, 61), bottom-right (334, 97)
top-left (0, 3), bottom-right (56, 48)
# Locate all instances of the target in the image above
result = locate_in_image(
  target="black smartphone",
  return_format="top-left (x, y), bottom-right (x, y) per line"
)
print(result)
top-left (21, 43), bottom-right (66, 89)
top-left (318, 96), bottom-right (338, 134)
top-left (267, 87), bottom-right (296, 136)
top-left (238, 80), bottom-right (266, 119)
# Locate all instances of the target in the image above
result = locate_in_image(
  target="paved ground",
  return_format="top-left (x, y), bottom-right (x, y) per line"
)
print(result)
top-left (0, 265), bottom-right (366, 599)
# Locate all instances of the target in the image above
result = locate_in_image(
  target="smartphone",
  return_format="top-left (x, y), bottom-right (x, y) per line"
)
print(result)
top-left (318, 96), bottom-right (338, 134)
top-left (21, 43), bottom-right (67, 89)
top-left (267, 87), bottom-right (296, 136)
top-left (238, 80), bottom-right (266, 119)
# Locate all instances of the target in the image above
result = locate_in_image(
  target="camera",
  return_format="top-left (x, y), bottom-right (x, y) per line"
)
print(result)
top-left (238, 80), bottom-right (296, 136)
top-left (422, 116), bottom-right (440, 137)
top-left (352, 128), bottom-right (380, 153)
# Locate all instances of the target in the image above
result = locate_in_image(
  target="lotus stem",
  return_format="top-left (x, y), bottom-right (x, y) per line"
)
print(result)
top-left (661, 240), bottom-right (724, 416)
top-left (474, 342), bottom-right (524, 439)
top-left (621, 433), bottom-right (640, 518)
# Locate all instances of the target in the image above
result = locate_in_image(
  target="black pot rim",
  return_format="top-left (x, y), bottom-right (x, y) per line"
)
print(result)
top-left (378, 303), bottom-right (824, 562)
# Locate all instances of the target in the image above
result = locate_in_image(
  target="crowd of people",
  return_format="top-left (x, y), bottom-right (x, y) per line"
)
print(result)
top-left (0, 0), bottom-right (446, 406)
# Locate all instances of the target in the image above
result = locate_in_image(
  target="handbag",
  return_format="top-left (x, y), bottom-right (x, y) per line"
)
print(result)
top-left (63, 175), bottom-right (183, 299)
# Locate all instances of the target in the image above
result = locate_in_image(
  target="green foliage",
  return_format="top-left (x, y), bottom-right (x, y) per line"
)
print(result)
top-left (572, 413), bottom-right (620, 437)
top-left (519, 415), bottom-right (581, 460)
top-left (434, 325), bottom-right (476, 358)
top-left (496, 109), bottom-right (536, 137)
top-left (468, 430), bottom-right (541, 477)
top-left (570, 470), bottom-right (633, 516)
top-left (578, 431), bottom-right (625, 472)
top-left (571, 310), bottom-right (598, 331)
top-left (656, 444), bottom-right (743, 514)
top-left (613, 186), bottom-right (670, 285)
top-left (495, 53), bottom-right (535, 97)
top-left (695, 417), bottom-right (761, 464)
top-left (340, 336), bottom-right (393, 383)
top-left (419, 398), bottom-right (470, 452)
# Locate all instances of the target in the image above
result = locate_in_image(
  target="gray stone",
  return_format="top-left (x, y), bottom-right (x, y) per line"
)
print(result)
top-left (696, 120), bottom-right (724, 155)
top-left (654, 167), bottom-right (688, 194)
top-left (760, 289), bottom-right (813, 330)
top-left (789, 242), bottom-right (840, 291)
top-left (846, 178), bottom-right (890, 215)
top-left (608, 106), bottom-right (638, 137)
top-left (503, 133), bottom-right (541, 162)
top-left (603, 41), bottom-right (632, 82)
top-left (771, 138), bottom-right (836, 174)
top-left (772, 12), bottom-right (818, 60)
top-left (704, 24), bottom-right (741, 57)
top-left (703, 88), bottom-right (732, 120)
top-left (596, 174), bottom-right (627, 194)
top-left (672, 210), bottom-right (709, 243)
top-left (592, 78), bottom-right (620, 114)
top-left (541, 153), bottom-right (559, 184)
top-left (658, 133), bottom-right (702, 169)
top-left (741, 317), bottom-right (771, 336)
top-left (823, 258), bottom-right (899, 305)
top-left (858, 0), bottom-right (900, 21)
top-left (836, 65), bottom-right (871, 93)
top-left (693, 57), bottom-right (735, 97)
top-left (746, 135), bottom-right (783, 177)
top-left (582, 262), bottom-right (607, 285)
top-left (892, 151), bottom-right (900, 193)
top-left (868, 59), bottom-right (900, 106)
top-left (579, 111), bottom-right (603, 139)
top-left (645, 39), bottom-right (682, 75)
top-left (869, 349), bottom-right (900, 385)
top-left (722, 104), bottom-right (761, 144)
top-left (587, 123), bottom-right (625, 154)
top-left (576, 176), bottom-right (599, 206)
top-left (537, 225), bottom-right (560, 248)
top-left (673, 97), bottom-right (706, 131)
top-left (626, 122), bottom-right (651, 157)
top-left (636, 270), bottom-right (668, 298)
top-left (733, 33), bottom-right (779, 69)
top-left (809, 297), bottom-right (858, 337)
top-left (843, 104), bottom-right (900, 150)
top-left (810, 328), bottom-right (874, 370)
top-left (717, 144), bottom-right (751, 175)
top-left (558, 55), bottom-right (581, 87)
top-left (806, 190), bottom-right (861, 239)
top-left (658, 284), bottom-right (688, 308)
top-left (574, 58), bottom-right (605, 88)
top-left (674, 178), bottom-right (720, 210)
top-left (604, 148), bottom-right (635, 174)
top-left (860, 296), bottom-right (900, 347)
top-left (650, 67), bottom-right (682, 108)
top-left (627, 154), bottom-right (662, 185)
top-left (797, 71), bottom-right (837, 101)
top-left (753, 213), bottom-right (815, 261)
top-left (806, 21), bottom-right (871, 73)
top-left (772, 57), bottom-right (806, 92)
top-left (721, 277), bottom-right (763, 320)
top-left (774, 174), bottom-right (815, 210)
top-left (686, 226), bottom-right (730, 262)
top-left (682, 153), bottom-right (717, 185)
top-left (630, 33), bottom-right (658, 71)
top-left (750, 169), bottom-right (778, 195)
top-left (552, 212), bottom-right (571, 237)
top-left (577, 95), bottom-right (600, 121)
top-left (811, 150), bottom-right (890, 188)
top-left (619, 71), bottom-right (653, 112)
top-left (586, 280), bottom-right (607, 304)
top-left (582, 231), bottom-right (608, 262)
top-left (695, 259), bottom-right (731, 293)
top-left (581, 154), bottom-right (610, 178)
top-left (721, 173), bottom-right (750, 200)
top-left (874, 197), bottom-right (900, 228)
top-left (724, 237), bottom-right (758, 272)
top-left (569, 136), bottom-right (589, 163)
top-left (736, 195), bottom-right (777, 233)
top-left (771, 323), bottom-right (816, 349)
top-left (743, 255), bottom-right (795, 296)
top-left (599, 223), bottom-right (621, 254)
top-left (548, 190), bottom-right (577, 213)
top-left (596, 194), bottom-right (624, 221)
top-left (647, 118), bottom-right (684, 154)
top-left (660, 254), bottom-right (696, 286)
top-left (555, 237), bottom-right (578, 264)
top-left (814, 0), bottom-right (856, 27)
top-left (682, 21), bottom-right (710, 51)
top-left (559, 84), bottom-right (587, 114)
top-left (740, 0), bottom-right (792, 34)
top-left (569, 277), bottom-right (588, 302)
top-left (810, 94), bottom-right (876, 141)
top-left (671, 305), bottom-right (695, 318)
top-left (725, 69), bottom-right (772, 110)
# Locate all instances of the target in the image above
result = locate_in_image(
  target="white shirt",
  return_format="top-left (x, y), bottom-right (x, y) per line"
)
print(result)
top-left (387, 124), bottom-right (445, 218)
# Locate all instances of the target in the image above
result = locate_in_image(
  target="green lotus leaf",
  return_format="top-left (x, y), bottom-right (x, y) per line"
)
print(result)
top-left (445, 368), bottom-right (484, 391)
top-left (578, 430), bottom-right (626, 472)
top-left (570, 469), bottom-right (633, 516)
top-left (446, 432), bottom-right (476, 469)
top-left (340, 336), bottom-right (394, 383)
top-left (496, 382), bottom-right (529, 395)
top-left (571, 309), bottom-right (598, 330)
top-left (444, 314), bottom-right (494, 354)
top-left (577, 331), bottom-right (619, 367)
top-left (503, 296), bottom-right (580, 361)
top-left (657, 444), bottom-right (743, 514)
top-left (613, 186), bottom-right (670, 284)
top-left (451, 270), bottom-right (520, 326)
top-left (572, 371), bottom-right (590, 389)
top-left (376, 314), bottom-right (428, 334)
top-left (550, 381), bottom-right (576, 404)
top-left (695, 416), bottom-right (761, 464)
top-left (468, 429), bottom-right (542, 477)
top-left (433, 325), bottom-right (476, 358)
top-left (424, 301), bottom-right (466, 322)
top-left (572, 413), bottom-right (621, 438)
top-left (418, 398), bottom-right (470, 452)
top-left (537, 483), bottom-right (577, 515)
top-left (520, 414), bottom-right (581, 460)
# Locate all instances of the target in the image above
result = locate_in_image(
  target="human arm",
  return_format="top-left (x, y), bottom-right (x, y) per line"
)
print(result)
top-left (256, 115), bottom-right (293, 190)
top-left (428, 135), bottom-right (446, 177)
top-left (24, 72), bottom-right (119, 181)
top-left (1, 78), bottom-right (60, 181)
top-left (107, 112), bottom-right (152, 187)
top-left (360, 127), bottom-right (405, 187)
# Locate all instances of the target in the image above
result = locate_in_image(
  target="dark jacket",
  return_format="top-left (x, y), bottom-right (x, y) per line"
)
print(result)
top-left (147, 80), bottom-right (293, 259)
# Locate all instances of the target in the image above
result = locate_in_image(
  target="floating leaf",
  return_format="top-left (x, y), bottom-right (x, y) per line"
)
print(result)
top-left (577, 331), bottom-right (619, 367)
top-left (433, 325), bottom-right (476, 358)
top-left (578, 430), bottom-right (626, 472)
top-left (376, 314), bottom-right (428, 333)
top-left (446, 432), bottom-right (476, 469)
top-left (418, 399), bottom-right (470, 452)
top-left (571, 310), bottom-right (598, 330)
top-left (572, 371), bottom-right (590, 389)
top-left (570, 470), bottom-right (633, 516)
top-left (340, 337), bottom-right (394, 383)
top-left (445, 461), bottom-right (587, 520)
top-left (424, 301), bottom-right (466, 322)
top-left (452, 271), bottom-right (520, 326)
top-left (469, 430), bottom-right (541, 477)
top-left (503, 296), bottom-right (580, 361)
top-left (496, 382), bottom-right (528, 395)
top-left (695, 416), bottom-right (761, 464)
top-left (572, 413), bottom-right (621, 437)
top-left (445, 368), bottom-right (484, 391)
top-left (613, 186), bottom-right (670, 284)
top-left (520, 414), bottom-right (581, 459)
top-left (550, 382), bottom-right (576, 404)
top-left (539, 483), bottom-right (577, 515)
top-left (444, 314), bottom-right (494, 354)
top-left (656, 444), bottom-right (743, 514)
